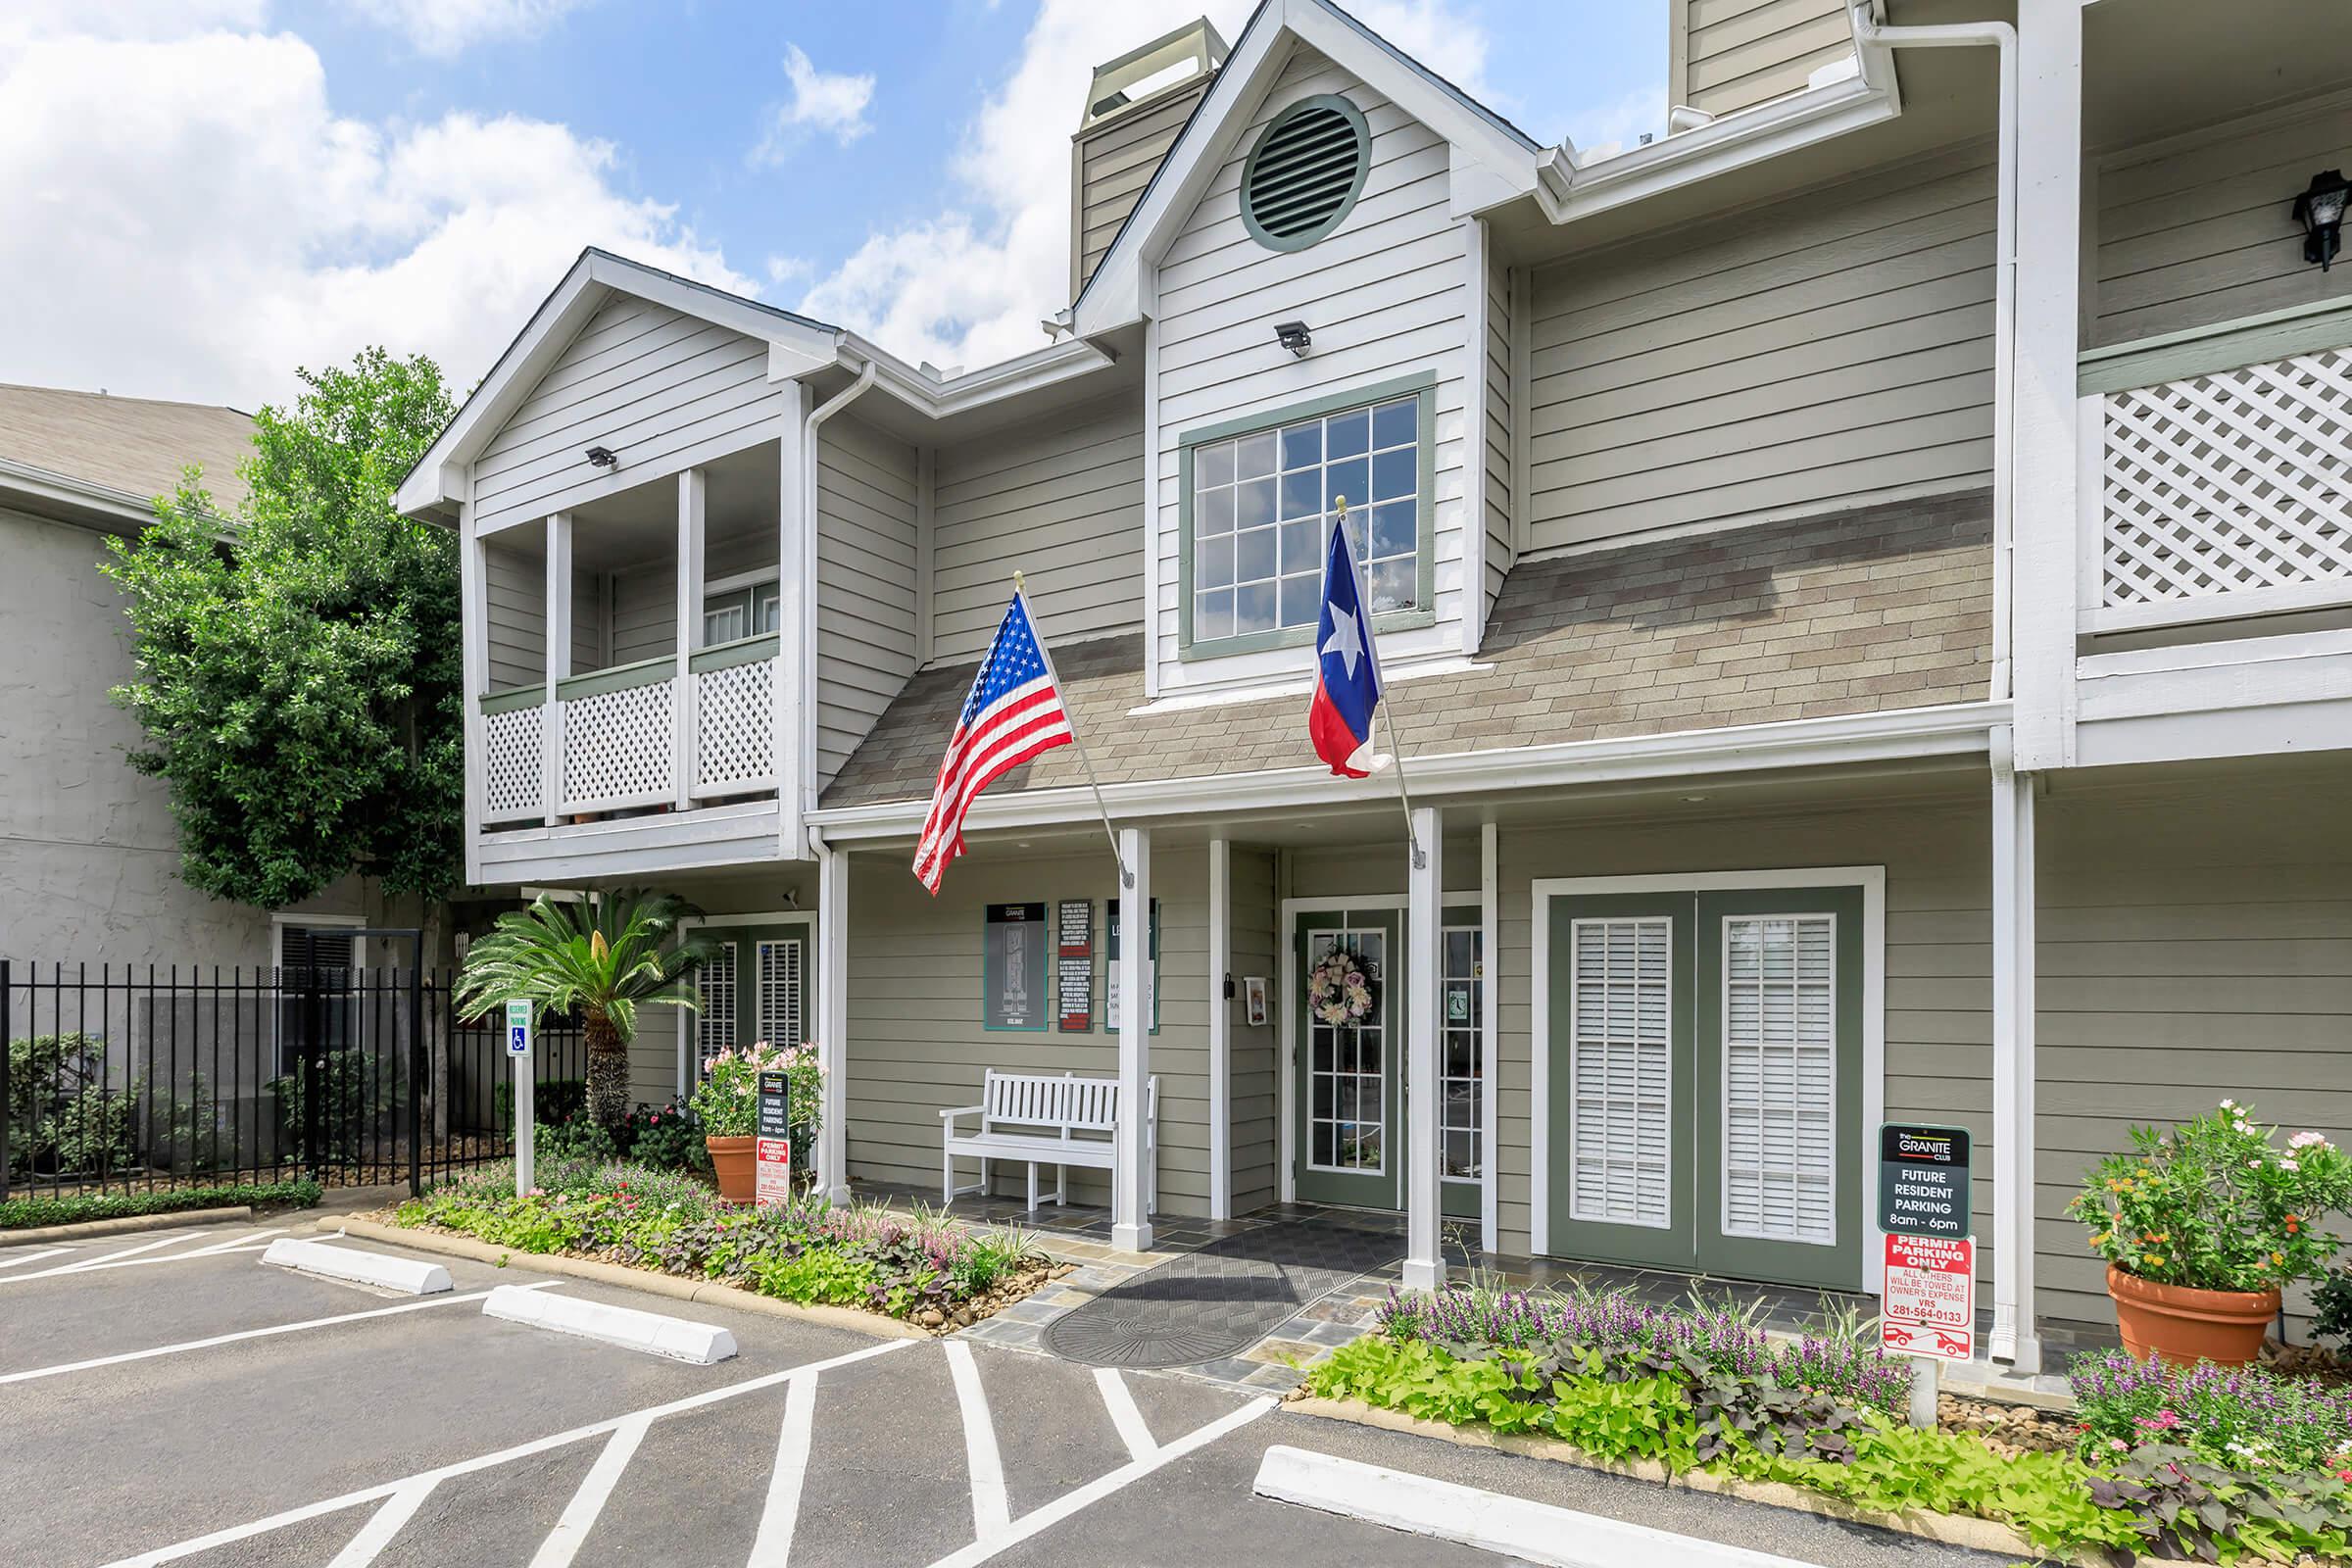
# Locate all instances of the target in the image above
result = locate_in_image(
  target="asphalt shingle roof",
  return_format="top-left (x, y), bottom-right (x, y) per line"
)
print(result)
top-left (822, 488), bottom-right (1994, 809)
top-left (0, 383), bottom-right (254, 513)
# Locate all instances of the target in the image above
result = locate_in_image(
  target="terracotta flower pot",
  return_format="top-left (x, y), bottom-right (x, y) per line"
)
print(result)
top-left (2107, 1264), bottom-right (2278, 1367)
top-left (707, 1135), bottom-right (757, 1202)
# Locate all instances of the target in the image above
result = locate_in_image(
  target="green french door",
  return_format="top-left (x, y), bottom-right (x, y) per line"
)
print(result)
top-left (1291, 906), bottom-right (1485, 1216)
top-left (1544, 886), bottom-right (1863, 1291)
top-left (690, 923), bottom-right (812, 1082)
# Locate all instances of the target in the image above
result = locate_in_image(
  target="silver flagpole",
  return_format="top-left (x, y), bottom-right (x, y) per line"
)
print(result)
top-left (1017, 571), bottom-right (1133, 888)
top-left (1335, 499), bottom-right (1424, 871)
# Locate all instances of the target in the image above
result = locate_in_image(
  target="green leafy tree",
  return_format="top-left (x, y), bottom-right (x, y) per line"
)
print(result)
top-left (101, 348), bottom-right (462, 910)
top-left (454, 893), bottom-right (717, 1129)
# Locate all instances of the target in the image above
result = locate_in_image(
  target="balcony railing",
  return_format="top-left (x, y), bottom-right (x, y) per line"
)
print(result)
top-left (477, 635), bottom-right (777, 829)
top-left (2080, 300), bottom-right (2352, 635)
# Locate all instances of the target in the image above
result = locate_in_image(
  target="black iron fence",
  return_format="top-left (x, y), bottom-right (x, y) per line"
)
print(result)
top-left (1, 958), bottom-right (585, 1201)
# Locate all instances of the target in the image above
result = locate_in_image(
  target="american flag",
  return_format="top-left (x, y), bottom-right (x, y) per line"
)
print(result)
top-left (911, 592), bottom-right (1074, 893)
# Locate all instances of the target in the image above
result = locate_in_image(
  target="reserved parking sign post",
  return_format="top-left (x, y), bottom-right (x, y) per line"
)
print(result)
top-left (507, 1000), bottom-right (534, 1198)
top-left (1877, 1122), bottom-right (1976, 1427)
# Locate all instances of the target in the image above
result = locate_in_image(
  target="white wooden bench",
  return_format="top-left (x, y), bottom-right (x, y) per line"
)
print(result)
top-left (940, 1069), bottom-right (1156, 1213)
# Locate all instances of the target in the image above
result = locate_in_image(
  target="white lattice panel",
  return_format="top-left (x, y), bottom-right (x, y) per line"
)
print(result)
top-left (481, 705), bottom-right (543, 823)
top-left (695, 657), bottom-right (775, 797)
top-left (2102, 348), bottom-right (2352, 608)
top-left (561, 677), bottom-right (673, 812)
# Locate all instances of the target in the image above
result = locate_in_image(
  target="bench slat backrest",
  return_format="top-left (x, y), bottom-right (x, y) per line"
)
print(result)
top-left (979, 1069), bottom-right (1152, 1137)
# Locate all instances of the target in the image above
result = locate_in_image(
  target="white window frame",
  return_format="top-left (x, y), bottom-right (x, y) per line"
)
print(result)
top-left (1529, 868), bottom-right (1886, 1295)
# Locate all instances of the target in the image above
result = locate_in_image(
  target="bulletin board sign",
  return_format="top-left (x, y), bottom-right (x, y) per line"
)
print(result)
top-left (984, 903), bottom-right (1048, 1030)
top-left (1056, 899), bottom-right (1094, 1032)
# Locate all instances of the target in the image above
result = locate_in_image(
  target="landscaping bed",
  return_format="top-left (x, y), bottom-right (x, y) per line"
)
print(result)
top-left (1299, 1281), bottom-right (2352, 1565)
top-left (390, 1158), bottom-right (1058, 1332)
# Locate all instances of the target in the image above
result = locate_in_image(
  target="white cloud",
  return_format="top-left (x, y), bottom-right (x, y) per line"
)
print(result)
top-left (751, 43), bottom-right (875, 165)
top-left (795, 0), bottom-right (1494, 372)
top-left (0, 17), bottom-right (749, 409)
top-left (1563, 83), bottom-right (1664, 163)
top-left (340, 0), bottom-right (591, 58)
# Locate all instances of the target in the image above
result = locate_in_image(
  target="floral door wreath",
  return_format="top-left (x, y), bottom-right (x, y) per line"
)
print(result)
top-left (1307, 946), bottom-right (1378, 1027)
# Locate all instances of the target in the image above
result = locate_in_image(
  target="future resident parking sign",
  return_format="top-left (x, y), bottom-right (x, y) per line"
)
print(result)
top-left (1877, 1123), bottom-right (1971, 1239)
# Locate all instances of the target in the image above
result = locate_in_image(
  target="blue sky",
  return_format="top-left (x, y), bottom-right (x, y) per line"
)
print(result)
top-left (1, 1), bottom-right (1663, 405)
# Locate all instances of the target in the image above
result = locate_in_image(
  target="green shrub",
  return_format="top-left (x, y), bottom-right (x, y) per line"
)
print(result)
top-left (534, 1116), bottom-right (616, 1164)
top-left (2069, 1348), bottom-right (2352, 1474)
top-left (615, 1101), bottom-right (709, 1173)
top-left (492, 1078), bottom-right (586, 1128)
top-left (268, 1048), bottom-right (400, 1164)
top-left (0, 1179), bottom-right (322, 1229)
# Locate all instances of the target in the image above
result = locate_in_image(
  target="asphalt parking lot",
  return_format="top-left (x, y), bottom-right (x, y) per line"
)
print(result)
top-left (0, 1221), bottom-right (2015, 1567)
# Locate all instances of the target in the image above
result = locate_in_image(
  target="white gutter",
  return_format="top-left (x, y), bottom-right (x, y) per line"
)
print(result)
top-left (1850, 4), bottom-right (2018, 703)
top-left (798, 360), bottom-right (878, 852)
top-left (808, 700), bottom-right (2010, 843)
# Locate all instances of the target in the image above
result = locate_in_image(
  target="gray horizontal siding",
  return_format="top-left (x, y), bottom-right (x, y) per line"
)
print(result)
top-left (1483, 245), bottom-right (1512, 616)
top-left (483, 539), bottom-right (545, 693)
top-left (1525, 152), bottom-right (1995, 553)
top-left (610, 560), bottom-right (676, 668)
top-left (842, 847), bottom-right (1215, 1217)
top-left (472, 294), bottom-right (782, 537)
top-left (815, 416), bottom-right (918, 787)
top-left (931, 392), bottom-right (1145, 665)
top-left (1673, 0), bottom-right (1852, 120)
top-left (2093, 97), bottom-right (2352, 346)
top-left (1229, 848), bottom-right (1280, 1215)
top-left (1075, 85), bottom-right (1206, 295)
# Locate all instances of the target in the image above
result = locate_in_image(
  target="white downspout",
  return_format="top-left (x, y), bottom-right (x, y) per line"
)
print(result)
top-left (1850, 6), bottom-right (2017, 704)
top-left (799, 359), bottom-right (878, 851)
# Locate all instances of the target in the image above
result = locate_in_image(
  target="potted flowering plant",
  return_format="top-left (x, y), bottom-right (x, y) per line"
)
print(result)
top-left (689, 1041), bottom-right (823, 1201)
top-left (2067, 1100), bottom-right (2352, 1366)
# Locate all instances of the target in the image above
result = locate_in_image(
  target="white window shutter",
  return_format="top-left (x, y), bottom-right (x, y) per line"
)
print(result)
top-left (696, 941), bottom-right (738, 1070)
top-left (757, 938), bottom-right (805, 1049)
top-left (1567, 917), bottom-right (1673, 1229)
top-left (1720, 914), bottom-right (1837, 1245)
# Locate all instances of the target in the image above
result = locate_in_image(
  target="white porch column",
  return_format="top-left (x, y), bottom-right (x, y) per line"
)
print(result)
top-left (1112, 828), bottom-right (1153, 1252)
top-left (775, 384), bottom-right (809, 857)
top-left (817, 838), bottom-right (852, 1203)
top-left (541, 513), bottom-right (571, 825)
top-left (1480, 819), bottom-right (1499, 1255)
top-left (1990, 725), bottom-right (2040, 1371)
top-left (2010, 0), bottom-right (2083, 770)
top-left (1208, 836), bottom-right (1232, 1221)
top-left (673, 467), bottom-right (706, 811)
top-left (460, 513), bottom-right (486, 886)
top-left (1402, 807), bottom-right (1445, 1292)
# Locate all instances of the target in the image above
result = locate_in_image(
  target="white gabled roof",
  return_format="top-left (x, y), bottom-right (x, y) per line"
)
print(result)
top-left (394, 248), bottom-right (842, 517)
top-left (1072, 0), bottom-right (1548, 338)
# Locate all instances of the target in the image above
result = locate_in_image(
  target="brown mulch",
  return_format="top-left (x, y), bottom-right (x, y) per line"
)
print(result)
top-left (908, 1259), bottom-right (1072, 1335)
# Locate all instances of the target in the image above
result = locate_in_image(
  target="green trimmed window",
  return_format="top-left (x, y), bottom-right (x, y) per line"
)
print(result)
top-left (1179, 374), bottom-right (1435, 659)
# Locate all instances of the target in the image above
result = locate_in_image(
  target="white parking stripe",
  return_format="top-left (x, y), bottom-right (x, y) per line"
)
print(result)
top-left (103, 1338), bottom-right (916, 1568)
top-left (746, 1373), bottom-right (819, 1567)
top-left (323, 1478), bottom-right (440, 1568)
top-left (924, 1396), bottom-right (1277, 1568)
top-left (0, 1282), bottom-right (564, 1386)
top-left (4, 1233), bottom-right (192, 1280)
top-left (527, 1414), bottom-right (652, 1568)
top-left (944, 1340), bottom-right (1010, 1542)
top-left (1093, 1368), bottom-right (1157, 1463)
top-left (0, 1248), bottom-right (74, 1271)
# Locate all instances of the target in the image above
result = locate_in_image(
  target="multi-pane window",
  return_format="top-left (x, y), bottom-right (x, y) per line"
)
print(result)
top-left (703, 581), bottom-right (780, 645)
top-left (1189, 393), bottom-right (1419, 644)
top-left (1441, 925), bottom-right (1483, 1181)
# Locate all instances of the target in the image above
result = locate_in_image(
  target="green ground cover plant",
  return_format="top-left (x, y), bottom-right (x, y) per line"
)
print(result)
top-left (394, 1159), bottom-right (1037, 1323)
top-left (1308, 1280), bottom-right (2352, 1564)
top-left (0, 1178), bottom-right (322, 1229)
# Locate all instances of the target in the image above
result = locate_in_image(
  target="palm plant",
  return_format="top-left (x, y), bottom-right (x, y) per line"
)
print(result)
top-left (455, 891), bottom-right (717, 1130)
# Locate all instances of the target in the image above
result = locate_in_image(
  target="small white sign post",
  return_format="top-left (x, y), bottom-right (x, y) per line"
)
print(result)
top-left (506, 1000), bottom-right (534, 1198)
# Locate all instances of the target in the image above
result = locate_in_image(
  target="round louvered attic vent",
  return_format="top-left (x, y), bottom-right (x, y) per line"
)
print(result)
top-left (1241, 93), bottom-right (1371, 252)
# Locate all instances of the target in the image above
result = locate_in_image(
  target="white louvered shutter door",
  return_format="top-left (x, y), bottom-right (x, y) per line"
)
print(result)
top-left (1568, 917), bottom-right (1672, 1228)
top-left (696, 942), bottom-right (738, 1071)
top-left (758, 939), bottom-right (806, 1049)
top-left (1721, 915), bottom-right (1837, 1244)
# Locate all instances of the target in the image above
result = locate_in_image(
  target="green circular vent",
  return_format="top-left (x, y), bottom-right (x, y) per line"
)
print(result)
top-left (1241, 94), bottom-right (1371, 252)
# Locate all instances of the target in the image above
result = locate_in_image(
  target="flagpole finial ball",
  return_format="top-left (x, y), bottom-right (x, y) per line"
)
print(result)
top-left (1333, 494), bottom-right (1348, 519)
top-left (1013, 569), bottom-right (1025, 592)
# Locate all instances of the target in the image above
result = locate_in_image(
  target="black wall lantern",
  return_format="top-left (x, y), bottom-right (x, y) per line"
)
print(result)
top-left (2293, 169), bottom-right (2349, 271)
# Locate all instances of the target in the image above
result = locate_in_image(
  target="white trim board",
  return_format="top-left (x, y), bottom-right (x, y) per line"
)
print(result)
top-left (1527, 867), bottom-right (1887, 1296)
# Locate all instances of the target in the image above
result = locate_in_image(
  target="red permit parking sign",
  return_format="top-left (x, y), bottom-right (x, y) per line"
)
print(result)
top-left (756, 1135), bottom-right (793, 1208)
top-left (1882, 1233), bottom-right (1974, 1362)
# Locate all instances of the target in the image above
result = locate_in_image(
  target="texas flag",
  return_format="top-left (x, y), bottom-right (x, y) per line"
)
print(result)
top-left (1306, 510), bottom-right (1390, 778)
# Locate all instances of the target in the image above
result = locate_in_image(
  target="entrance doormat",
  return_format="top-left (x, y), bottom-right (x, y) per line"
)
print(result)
top-left (1043, 1221), bottom-right (1401, 1369)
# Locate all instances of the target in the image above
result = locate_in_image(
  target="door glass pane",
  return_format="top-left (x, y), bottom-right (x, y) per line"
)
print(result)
top-left (1567, 917), bottom-right (1672, 1227)
top-left (1442, 924), bottom-right (1483, 1180)
top-left (1720, 913), bottom-right (1837, 1244)
top-left (1306, 924), bottom-right (1387, 1174)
